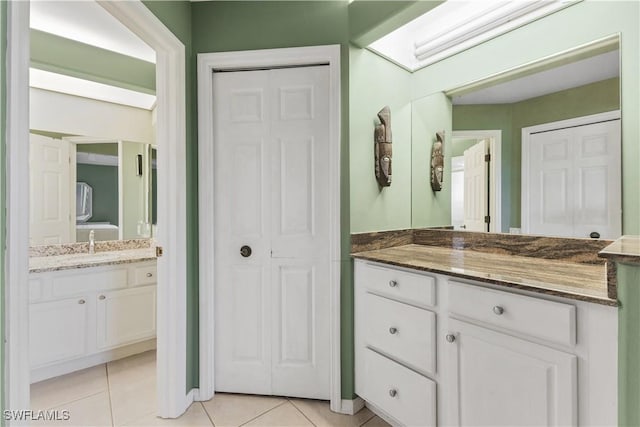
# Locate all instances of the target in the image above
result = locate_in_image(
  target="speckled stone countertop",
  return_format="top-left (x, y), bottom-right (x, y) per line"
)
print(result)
top-left (353, 244), bottom-right (616, 306)
top-left (29, 245), bottom-right (157, 273)
top-left (599, 236), bottom-right (640, 265)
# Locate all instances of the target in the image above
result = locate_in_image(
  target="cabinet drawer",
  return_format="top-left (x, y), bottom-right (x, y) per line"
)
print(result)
top-left (364, 293), bottom-right (436, 375)
top-left (448, 281), bottom-right (576, 346)
top-left (356, 261), bottom-right (436, 307)
top-left (52, 268), bottom-right (127, 297)
top-left (131, 264), bottom-right (157, 286)
top-left (360, 349), bottom-right (436, 427)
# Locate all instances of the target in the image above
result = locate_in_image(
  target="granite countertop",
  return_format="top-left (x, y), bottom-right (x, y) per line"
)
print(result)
top-left (29, 247), bottom-right (157, 273)
top-left (599, 235), bottom-right (640, 265)
top-left (353, 243), bottom-right (616, 306)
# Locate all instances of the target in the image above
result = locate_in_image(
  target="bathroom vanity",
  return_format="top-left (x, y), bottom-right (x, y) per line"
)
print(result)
top-left (352, 230), bottom-right (618, 427)
top-left (28, 240), bottom-right (157, 382)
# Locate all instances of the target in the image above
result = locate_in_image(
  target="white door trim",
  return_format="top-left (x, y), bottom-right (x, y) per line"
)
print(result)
top-left (5, 0), bottom-right (190, 419)
top-left (521, 110), bottom-right (621, 234)
top-left (452, 130), bottom-right (502, 233)
top-left (197, 45), bottom-right (342, 412)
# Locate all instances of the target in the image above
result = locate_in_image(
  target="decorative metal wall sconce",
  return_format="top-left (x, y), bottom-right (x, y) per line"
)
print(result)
top-left (374, 106), bottom-right (392, 187)
top-left (430, 131), bottom-right (445, 191)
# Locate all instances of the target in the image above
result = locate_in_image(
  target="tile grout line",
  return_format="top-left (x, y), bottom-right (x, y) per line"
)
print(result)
top-left (199, 401), bottom-right (217, 427)
top-left (237, 400), bottom-right (289, 427)
top-left (287, 399), bottom-right (317, 427)
top-left (105, 362), bottom-right (116, 427)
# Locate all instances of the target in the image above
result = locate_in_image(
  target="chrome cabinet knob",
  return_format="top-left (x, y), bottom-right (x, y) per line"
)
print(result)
top-left (388, 389), bottom-right (398, 398)
top-left (146, 272), bottom-right (153, 278)
top-left (98, 295), bottom-right (106, 300)
top-left (446, 334), bottom-right (456, 343)
top-left (493, 306), bottom-right (505, 315)
top-left (389, 280), bottom-right (398, 288)
top-left (78, 299), bottom-right (86, 304)
top-left (389, 327), bottom-right (398, 335)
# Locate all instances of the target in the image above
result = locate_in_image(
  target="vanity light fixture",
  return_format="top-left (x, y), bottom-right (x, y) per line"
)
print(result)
top-left (368, 0), bottom-right (578, 71)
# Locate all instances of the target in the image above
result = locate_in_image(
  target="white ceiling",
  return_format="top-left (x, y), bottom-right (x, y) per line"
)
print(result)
top-left (30, 1), bottom-right (156, 110)
top-left (452, 50), bottom-right (619, 105)
top-left (30, 1), bottom-right (155, 63)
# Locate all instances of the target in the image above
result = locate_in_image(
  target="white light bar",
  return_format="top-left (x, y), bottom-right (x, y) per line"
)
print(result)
top-left (30, 68), bottom-right (156, 110)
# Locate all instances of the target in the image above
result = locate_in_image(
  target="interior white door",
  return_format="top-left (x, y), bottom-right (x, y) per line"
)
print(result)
top-left (213, 65), bottom-right (331, 399)
top-left (527, 119), bottom-right (621, 239)
top-left (463, 139), bottom-right (488, 232)
top-left (30, 133), bottom-right (72, 245)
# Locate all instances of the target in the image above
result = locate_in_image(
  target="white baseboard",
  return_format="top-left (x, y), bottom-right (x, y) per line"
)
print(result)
top-left (31, 339), bottom-right (156, 383)
top-left (337, 397), bottom-right (365, 415)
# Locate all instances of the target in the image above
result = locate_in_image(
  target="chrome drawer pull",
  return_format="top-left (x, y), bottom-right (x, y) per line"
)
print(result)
top-left (389, 327), bottom-right (398, 335)
top-left (389, 280), bottom-right (398, 288)
top-left (446, 334), bottom-right (456, 343)
top-left (493, 306), bottom-right (505, 315)
top-left (388, 389), bottom-right (398, 398)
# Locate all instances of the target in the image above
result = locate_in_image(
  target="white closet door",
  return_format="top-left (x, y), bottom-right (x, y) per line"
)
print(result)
top-left (527, 120), bottom-right (620, 239)
top-left (269, 66), bottom-right (330, 399)
top-left (213, 65), bottom-right (330, 399)
top-left (30, 133), bottom-right (72, 245)
top-left (463, 139), bottom-right (488, 232)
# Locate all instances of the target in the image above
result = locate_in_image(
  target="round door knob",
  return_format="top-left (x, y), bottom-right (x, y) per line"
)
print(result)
top-left (493, 306), bottom-right (505, 315)
top-left (240, 245), bottom-right (252, 258)
top-left (78, 299), bottom-right (86, 304)
top-left (389, 280), bottom-right (398, 288)
top-left (590, 231), bottom-right (601, 239)
top-left (446, 334), bottom-right (456, 343)
top-left (388, 389), bottom-right (398, 398)
top-left (98, 295), bottom-right (106, 300)
top-left (389, 327), bottom-right (398, 335)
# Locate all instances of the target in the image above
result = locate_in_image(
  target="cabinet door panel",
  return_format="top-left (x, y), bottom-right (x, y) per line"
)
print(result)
top-left (446, 318), bottom-right (576, 426)
top-left (30, 297), bottom-right (88, 367)
top-left (96, 286), bottom-right (156, 350)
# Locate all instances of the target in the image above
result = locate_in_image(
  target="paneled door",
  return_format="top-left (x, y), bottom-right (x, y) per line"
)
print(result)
top-left (463, 139), bottom-right (488, 232)
top-left (213, 66), bottom-right (330, 399)
top-left (30, 133), bottom-right (73, 245)
top-left (526, 119), bottom-right (621, 239)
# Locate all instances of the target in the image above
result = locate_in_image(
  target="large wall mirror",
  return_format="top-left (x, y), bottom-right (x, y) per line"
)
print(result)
top-left (411, 34), bottom-right (621, 239)
top-left (29, 135), bottom-right (156, 245)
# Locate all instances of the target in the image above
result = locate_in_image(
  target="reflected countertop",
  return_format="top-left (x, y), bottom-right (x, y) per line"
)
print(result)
top-left (29, 239), bottom-right (157, 273)
top-left (353, 243), bottom-right (616, 306)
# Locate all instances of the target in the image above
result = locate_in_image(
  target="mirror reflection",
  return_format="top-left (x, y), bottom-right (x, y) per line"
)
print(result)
top-left (29, 136), bottom-right (155, 245)
top-left (412, 36), bottom-right (621, 239)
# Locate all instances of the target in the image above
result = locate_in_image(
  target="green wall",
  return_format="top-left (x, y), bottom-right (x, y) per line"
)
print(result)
top-left (452, 77), bottom-right (619, 232)
top-left (30, 29), bottom-right (155, 94)
top-left (618, 263), bottom-right (640, 427)
top-left (349, 46), bottom-right (412, 233)
top-left (411, 92), bottom-right (452, 228)
top-left (142, 0), bottom-right (199, 391)
top-left (76, 164), bottom-right (119, 226)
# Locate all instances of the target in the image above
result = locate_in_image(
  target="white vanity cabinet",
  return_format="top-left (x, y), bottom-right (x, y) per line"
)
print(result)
top-left (29, 260), bottom-right (157, 382)
top-left (354, 259), bottom-right (618, 427)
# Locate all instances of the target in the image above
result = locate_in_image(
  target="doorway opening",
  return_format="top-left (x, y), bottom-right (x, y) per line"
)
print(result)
top-left (5, 0), bottom-right (189, 421)
top-left (451, 130), bottom-right (502, 233)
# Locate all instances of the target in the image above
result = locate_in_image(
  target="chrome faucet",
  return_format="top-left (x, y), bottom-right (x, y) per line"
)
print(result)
top-left (89, 230), bottom-right (95, 254)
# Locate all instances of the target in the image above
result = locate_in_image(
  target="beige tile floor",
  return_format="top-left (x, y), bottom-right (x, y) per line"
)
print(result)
top-left (31, 351), bottom-right (390, 427)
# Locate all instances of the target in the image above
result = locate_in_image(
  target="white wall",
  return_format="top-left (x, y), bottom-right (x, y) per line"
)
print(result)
top-left (30, 88), bottom-right (153, 143)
